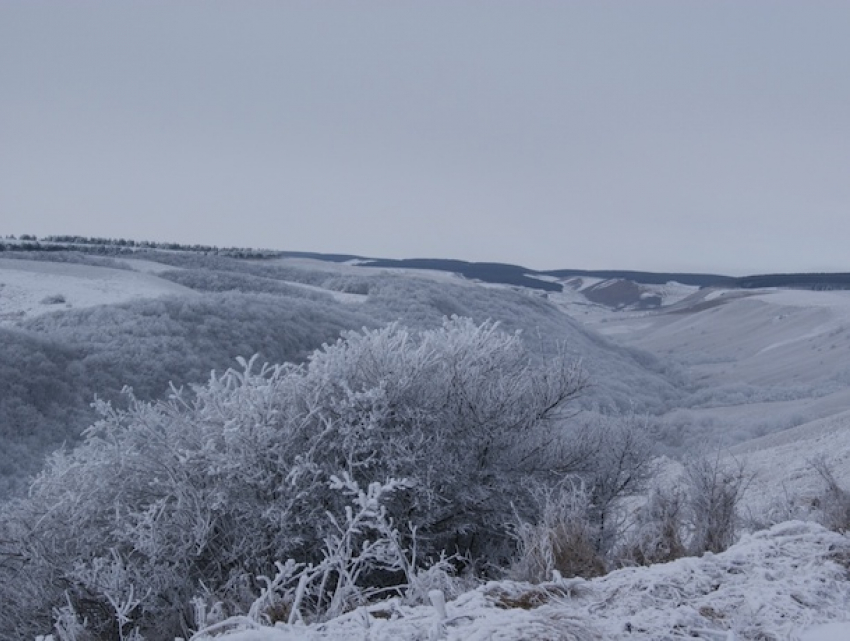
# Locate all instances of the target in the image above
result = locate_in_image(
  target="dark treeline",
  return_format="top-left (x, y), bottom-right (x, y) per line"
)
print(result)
top-left (735, 272), bottom-right (850, 290)
top-left (1, 236), bottom-right (277, 258)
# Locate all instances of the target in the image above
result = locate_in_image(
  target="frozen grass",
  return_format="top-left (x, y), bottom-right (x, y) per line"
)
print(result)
top-left (186, 521), bottom-right (850, 641)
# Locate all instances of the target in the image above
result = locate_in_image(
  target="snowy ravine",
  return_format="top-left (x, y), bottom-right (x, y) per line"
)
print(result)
top-left (180, 521), bottom-right (849, 641)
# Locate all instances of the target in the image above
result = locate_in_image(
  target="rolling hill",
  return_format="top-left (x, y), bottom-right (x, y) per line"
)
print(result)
top-left (2, 239), bottom-right (850, 639)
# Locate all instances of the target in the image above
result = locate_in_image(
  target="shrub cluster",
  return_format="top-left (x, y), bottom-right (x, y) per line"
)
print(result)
top-left (0, 318), bottom-right (588, 640)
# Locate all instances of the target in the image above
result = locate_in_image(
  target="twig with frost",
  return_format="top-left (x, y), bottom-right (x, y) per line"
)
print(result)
top-left (247, 559), bottom-right (302, 624)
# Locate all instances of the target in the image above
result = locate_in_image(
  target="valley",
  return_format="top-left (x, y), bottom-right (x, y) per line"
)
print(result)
top-left (1, 245), bottom-right (849, 640)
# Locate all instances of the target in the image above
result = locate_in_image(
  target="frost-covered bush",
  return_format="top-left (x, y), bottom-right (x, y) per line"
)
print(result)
top-left (0, 317), bottom-right (585, 640)
top-left (0, 292), bottom-right (374, 500)
top-left (684, 454), bottom-right (750, 555)
top-left (811, 457), bottom-right (850, 533)
top-left (620, 484), bottom-right (687, 566)
top-left (508, 415), bottom-right (654, 581)
top-left (282, 318), bottom-right (586, 560)
top-left (578, 414), bottom-right (654, 553)
top-left (615, 454), bottom-right (750, 567)
top-left (509, 480), bottom-right (607, 582)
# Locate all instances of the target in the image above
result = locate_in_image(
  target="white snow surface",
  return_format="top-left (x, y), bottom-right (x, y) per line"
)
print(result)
top-left (273, 257), bottom-right (474, 285)
top-left (801, 622), bottom-right (850, 641)
top-left (189, 522), bottom-right (850, 641)
top-left (0, 258), bottom-right (197, 324)
top-left (582, 285), bottom-right (850, 448)
top-left (728, 410), bottom-right (850, 522)
top-left (589, 288), bottom-right (850, 389)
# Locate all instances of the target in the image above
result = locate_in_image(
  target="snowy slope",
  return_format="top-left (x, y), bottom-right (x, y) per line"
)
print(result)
top-left (0, 258), bottom-right (198, 325)
top-left (273, 256), bottom-right (474, 285)
top-left (568, 284), bottom-right (850, 540)
top-left (729, 409), bottom-right (850, 521)
top-left (551, 277), bottom-right (700, 314)
top-left (590, 288), bottom-right (850, 389)
top-left (580, 286), bottom-right (850, 448)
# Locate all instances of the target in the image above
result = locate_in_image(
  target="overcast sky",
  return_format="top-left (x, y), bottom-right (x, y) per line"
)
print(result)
top-left (2, 2), bottom-right (849, 275)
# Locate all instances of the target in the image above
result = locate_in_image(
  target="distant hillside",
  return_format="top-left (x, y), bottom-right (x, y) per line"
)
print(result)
top-left (4, 234), bottom-right (850, 292)
top-left (543, 268), bottom-right (736, 288)
top-left (0, 247), bottom-right (685, 497)
top-left (361, 261), bottom-right (850, 292)
top-left (325, 255), bottom-right (850, 293)
top-left (359, 258), bottom-right (562, 291)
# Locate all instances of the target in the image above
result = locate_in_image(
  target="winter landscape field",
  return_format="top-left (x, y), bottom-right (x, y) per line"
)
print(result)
top-left (5, 0), bottom-right (850, 637)
top-left (1, 241), bottom-right (849, 640)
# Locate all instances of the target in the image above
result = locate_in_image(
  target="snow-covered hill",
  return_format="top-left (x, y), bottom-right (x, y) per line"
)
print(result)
top-left (563, 281), bottom-right (850, 534)
top-left (576, 285), bottom-right (850, 449)
top-left (592, 287), bottom-right (850, 389)
top-left (5, 250), bottom-right (850, 641)
top-left (0, 257), bottom-right (198, 324)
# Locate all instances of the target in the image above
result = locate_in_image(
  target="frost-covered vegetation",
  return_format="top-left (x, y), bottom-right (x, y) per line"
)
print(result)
top-left (0, 293), bottom-right (374, 496)
top-left (0, 318), bottom-right (625, 639)
top-left (2, 249), bottom-right (850, 639)
top-left (0, 252), bottom-right (678, 497)
top-left (179, 521), bottom-right (850, 641)
top-left (2, 317), bottom-right (811, 641)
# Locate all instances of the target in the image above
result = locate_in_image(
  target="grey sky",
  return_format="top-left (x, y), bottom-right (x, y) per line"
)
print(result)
top-left (2, 2), bottom-right (849, 275)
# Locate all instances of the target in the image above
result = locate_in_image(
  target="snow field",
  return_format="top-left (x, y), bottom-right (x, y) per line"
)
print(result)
top-left (0, 258), bottom-right (197, 324)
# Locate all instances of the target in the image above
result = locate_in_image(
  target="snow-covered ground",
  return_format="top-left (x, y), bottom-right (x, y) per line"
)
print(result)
top-left (0, 258), bottom-right (198, 325)
top-left (0, 257), bottom-right (373, 322)
top-left (580, 285), bottom-right (850, 447)
top-left (273, 279), bottom-right (368, 304)
top-left (177, 521), bottom-right (850, 641)
top-left (588, 288), bottom-right (850, 389)
top-left (729, 409), bottom-right (850, 522)
top-left (801, 622), bottom-right (850, 641)
top-left (272, 257), bottom-right (474, 285)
